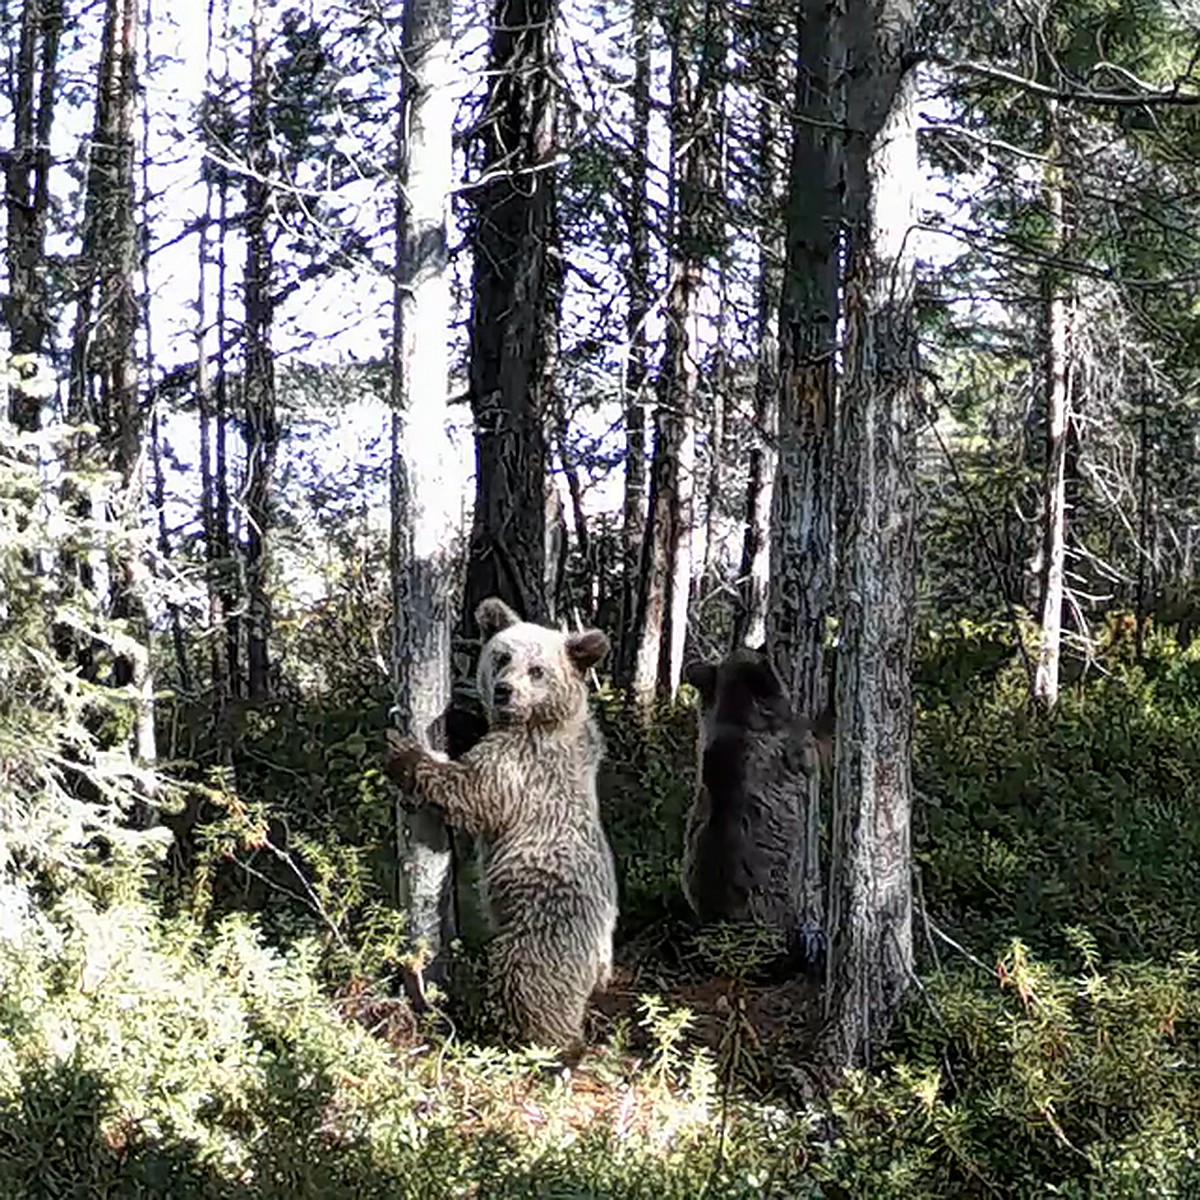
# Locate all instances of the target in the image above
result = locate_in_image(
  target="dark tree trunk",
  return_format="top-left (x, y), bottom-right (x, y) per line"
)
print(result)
top-left (65, 0), bottom-right (153, 782)
top-left (766, 0), bottom-right (841, 719)
top-left (197, 0), bottom-right (235, 761)
top-left (242, 0), bottom-right (278, 704)
top-left (818, 0), bottom-right (918, 1069)
top-left (3, 0), bottom-right (63, 432)
top-left (459, 0), bottom-right (559, 637)
top-left (215, 178), bottom-right (239, 700)
top-left (761, 0), bottom-right (841, 947)
top-left (701, 251), bottom-right (729, 597)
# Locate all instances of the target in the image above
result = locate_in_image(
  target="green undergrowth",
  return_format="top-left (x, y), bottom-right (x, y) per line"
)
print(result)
top-left (817, 937), bottom-right (1200, 1197)
top-left (2, 880), bottom-right (1198, 1197)
top-left (0, 891), bottom-right (822, 1199)
top-left (915, 619), bottom-right (1200, 962)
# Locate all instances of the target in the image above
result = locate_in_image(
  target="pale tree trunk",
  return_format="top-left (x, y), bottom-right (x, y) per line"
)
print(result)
top-left (3, 0), bottom-right (63, 432)
top-left (732, 11), bottom-right (788, 649)
top-left (541, 223), bottom-right (569, 622)
top-left (243, 0), bottom-right (278, 703)
top-left (459, 0), bottom-right (559, 634)
top-left (633, 0), bottom-right (715, 700)
top-left (818, 0), bottom-right (918, 1070)
top-left (389, 0), bottom-right (461, 1002)
top-left (552, 389), bottom-right (593, 616)
top-left (614, 0), bottom-right (651, 687)
top-left (1033, 107), bottom-right (1070, 709)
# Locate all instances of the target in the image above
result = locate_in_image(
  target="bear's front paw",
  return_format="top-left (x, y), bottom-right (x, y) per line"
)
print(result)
top-left (383, 730), bottom-right (426, 795)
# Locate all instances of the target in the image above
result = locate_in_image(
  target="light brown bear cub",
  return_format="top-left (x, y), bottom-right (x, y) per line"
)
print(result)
top-left (384, 597), bottom-right (618, 1052)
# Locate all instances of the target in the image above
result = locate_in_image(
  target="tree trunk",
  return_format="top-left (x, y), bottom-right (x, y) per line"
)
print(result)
top-left (818, 0), bottom-right (918, 1070)
top-left (766, 0), bottom-right (840, 717)
top-left (3, 0), bottom-right (63, 432)
top-left (197, 0), bottom-right (235, 763)
top-left (614, 0), bottom-right (652, 687)
top-left (66, 0), bottom-right (154, 792)
top-left (1033, 109), bottom-right (1070, 709)
top-left (389, 0), bottom-right (464, 1000)
top-left (541, 215), bottom-right (568, 622)
top-left (760, 0), bottom-right (841, 950)
top-left (732, 12), bottom-right (788, 649)
top-left (459, 0), bottom-right (559, 636)
top-left (215, 177), bottom-right (239, 700)
top-left (702, 249), bottom-right (729, 596)
top-left (242, 0), bottom-right (278, 703)
top-left (632, 0), bottom-right (716, 700)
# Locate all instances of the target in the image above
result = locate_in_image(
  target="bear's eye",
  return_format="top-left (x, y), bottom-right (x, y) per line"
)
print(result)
top-left (528, 664), bottom-right (545, 681)
top-left (494, 650), bottom-right (511, 670)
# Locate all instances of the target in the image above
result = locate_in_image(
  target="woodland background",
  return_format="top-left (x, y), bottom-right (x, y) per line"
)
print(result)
top-left (3, 0), bottom-right (1200, 1194)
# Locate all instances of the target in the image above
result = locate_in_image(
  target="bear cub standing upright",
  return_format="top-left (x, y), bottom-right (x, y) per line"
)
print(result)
top-left (681, 647), bottom-right (829, 968)
top-left (384, 597), bottom-right (618, 1051)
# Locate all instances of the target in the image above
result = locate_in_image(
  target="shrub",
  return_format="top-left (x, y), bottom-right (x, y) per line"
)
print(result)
top-left (817, 940), bottom-right (1200, 1197)
top-left (915, 634), bottom-right (1200, 962)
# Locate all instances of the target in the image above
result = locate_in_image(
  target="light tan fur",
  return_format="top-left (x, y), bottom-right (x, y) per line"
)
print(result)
top-left (385, 598), bottom-right (617, 1050)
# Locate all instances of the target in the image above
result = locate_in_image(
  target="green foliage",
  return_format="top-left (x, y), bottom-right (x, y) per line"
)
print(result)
top-left (816, 944), bottom-right (1200, 1197)
top-left (592, 687), bottom-right (698, 929)
top-left (0, 419), bottom-right (175, 894)
top-left (175, 695), bottom-right (404, 985)
top-left (0, 896), bottom-right (819, 1198)
top-left (915, 629), bottom-right (1200, 960)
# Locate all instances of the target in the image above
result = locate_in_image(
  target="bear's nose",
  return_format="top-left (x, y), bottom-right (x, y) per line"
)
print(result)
top-left (493, 681), bottom-right (513, 706)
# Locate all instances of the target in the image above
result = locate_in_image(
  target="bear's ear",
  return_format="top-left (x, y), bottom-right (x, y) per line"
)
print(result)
top-left (475, 596), bottom-right (521, 641)
top-left (566, 628), bottom-right (610, 673)
top-left (683, 660), bottom-right (718, 704)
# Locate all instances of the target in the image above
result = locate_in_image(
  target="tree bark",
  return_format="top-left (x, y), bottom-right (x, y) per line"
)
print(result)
top-left (632, 0), bottom-right (717, 700)
top-left (3, 0), bottom-right (63, 432)
top-left (614, 0), bottom-right (652, 687)
top-left (760, 0), bottom-right (841, 950)
top-left (701, 248), bottom-right (729, 596)
top-left (732, 10), bottom-right (788, 649)
top-left (66, 0), bottom-right (154, 792)
top-left (818, 0), bottom-right (918, 1070)
top-left (242, 0), bottom-right (278, 703)
top-left (459, 0), bottom-right (559, 636)
top-left (1033, 107), bottom-right (1070, 709)
top-left (766, 0), bottom-right (841, 718)
top-left (389, 0), bottom-right (466, 999)
top-left (215, 177), bottom-right (239, 700)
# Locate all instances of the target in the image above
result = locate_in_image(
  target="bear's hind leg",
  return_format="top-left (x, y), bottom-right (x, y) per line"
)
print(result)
top-left (489, 939), bottom-right (590, 1051)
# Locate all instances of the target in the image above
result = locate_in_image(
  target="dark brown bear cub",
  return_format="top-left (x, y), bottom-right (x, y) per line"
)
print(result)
top-left (681, 647), bottom-right (827, 973)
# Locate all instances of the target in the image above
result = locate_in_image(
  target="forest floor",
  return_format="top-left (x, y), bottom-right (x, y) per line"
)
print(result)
top-left (337, 917), bottom-right (826, 1109)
